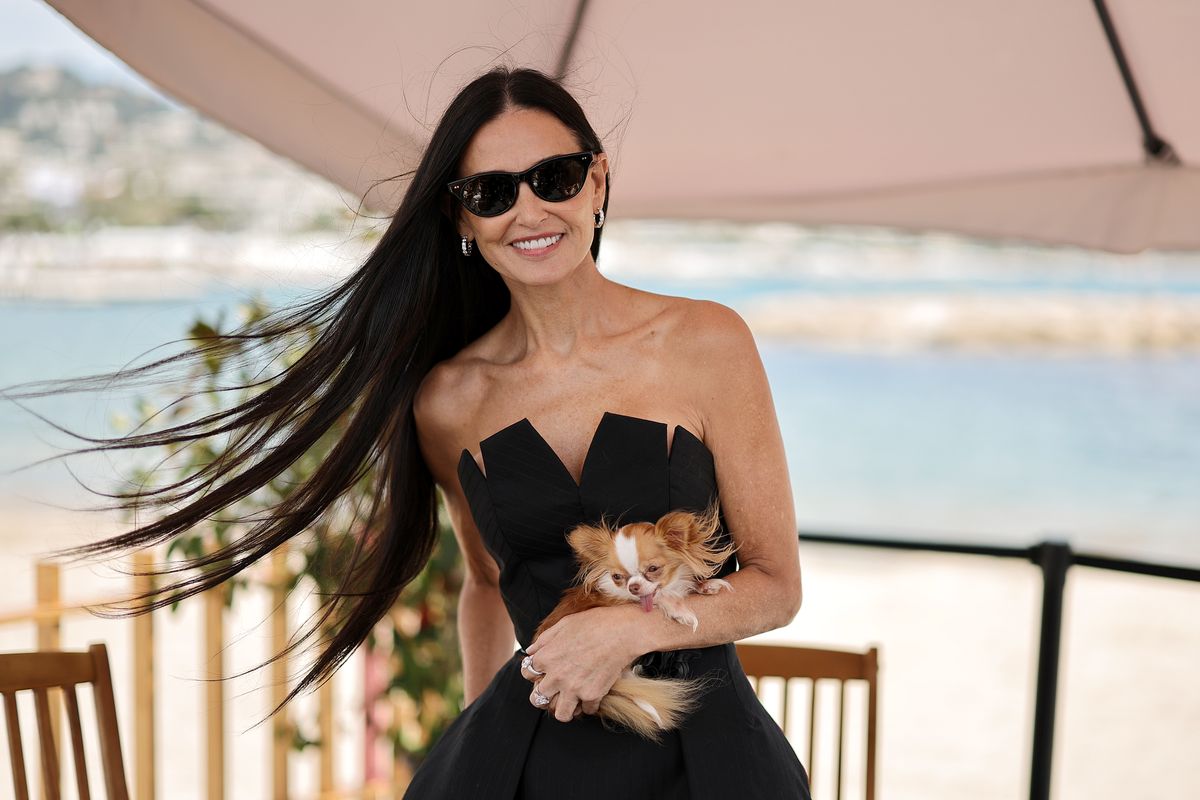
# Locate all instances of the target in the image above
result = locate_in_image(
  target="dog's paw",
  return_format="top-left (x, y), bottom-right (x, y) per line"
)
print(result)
top-left (666, 607), bottom-right (699, 632)
top-left (697, 578), bottom-right (733, 595)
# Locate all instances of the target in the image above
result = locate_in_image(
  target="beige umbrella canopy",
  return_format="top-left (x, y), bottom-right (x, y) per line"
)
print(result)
top-left (44, 0), bottom-right (1200, 253)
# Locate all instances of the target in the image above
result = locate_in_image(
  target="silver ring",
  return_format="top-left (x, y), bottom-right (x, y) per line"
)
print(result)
top-left (532, 688), bottom-right (551, 707)
top-left (522, 654), bottom-right (545, 677)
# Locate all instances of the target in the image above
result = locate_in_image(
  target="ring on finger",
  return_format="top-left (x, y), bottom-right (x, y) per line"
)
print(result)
top-left (532, 687), bottom-right (551, 707)
top-left (521, 654), bottom-right (545, 677)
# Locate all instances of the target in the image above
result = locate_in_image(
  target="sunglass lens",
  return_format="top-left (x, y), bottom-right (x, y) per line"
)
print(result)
top-left (461, 175), bottom-right (517, 217)
top-left (531, 156), bottom-right (588, 202)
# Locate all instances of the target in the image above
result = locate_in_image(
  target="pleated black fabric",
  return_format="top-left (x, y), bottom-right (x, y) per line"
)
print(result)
top-left (403, 411), bottom-right (812, 799)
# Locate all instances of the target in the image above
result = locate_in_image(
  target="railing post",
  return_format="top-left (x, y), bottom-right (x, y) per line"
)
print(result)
top-left (270, 546), bottom-right (290, 800)
top-left (132, 552), bottom-right (156, 800)
top-left (318, 637), bottom-right (335, 794)
top-left (1028, 540), bottom-right (1073, 800)
top-left (203, 556), bottom-right (226, 800)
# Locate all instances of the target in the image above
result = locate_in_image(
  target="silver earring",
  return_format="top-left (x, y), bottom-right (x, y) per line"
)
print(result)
top-left (594, 209), bottom-right (605, 228)
top-left (461, 235), bottom-right (473, 256)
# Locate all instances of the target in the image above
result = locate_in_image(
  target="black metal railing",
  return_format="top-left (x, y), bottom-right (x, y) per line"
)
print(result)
top-left (796, 531), bottom-right (1200, 800)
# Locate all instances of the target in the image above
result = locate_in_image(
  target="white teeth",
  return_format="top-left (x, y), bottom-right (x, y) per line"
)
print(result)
top-left (513, 234), bottom-right (562, 250)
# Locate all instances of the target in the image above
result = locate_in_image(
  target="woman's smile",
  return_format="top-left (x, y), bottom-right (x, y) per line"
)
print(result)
top-left (510, 232), bottom-right (565, 258)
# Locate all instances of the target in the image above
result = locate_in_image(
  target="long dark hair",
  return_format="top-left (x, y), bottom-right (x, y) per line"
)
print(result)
top-left (0, 65), bottom-right (612, 716)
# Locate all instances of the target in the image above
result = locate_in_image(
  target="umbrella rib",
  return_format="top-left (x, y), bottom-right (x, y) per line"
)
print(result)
top-left (1090, 0), bottom-right (1180, 165)
top-left (555, 0), bottom-right (592, 81)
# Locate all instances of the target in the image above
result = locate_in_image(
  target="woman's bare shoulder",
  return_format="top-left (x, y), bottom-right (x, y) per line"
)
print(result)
top-left (633, 290), bottom-right (753, 354)
top-left (412, 346), bottom-right (496, 473)
top-left (681, 296), bottom-right (755, 347)
top-left (653, 293), bottom-right (760, 406)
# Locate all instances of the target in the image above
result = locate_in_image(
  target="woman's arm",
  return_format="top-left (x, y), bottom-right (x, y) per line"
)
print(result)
top-left (612, 302), bottom-right (801, 653)
top-left (457, 565), bottom-right (517, 705)
top-left (414, 362), bottom-right (516, 706)
top-left (525, 301), bottom-right (803, 716)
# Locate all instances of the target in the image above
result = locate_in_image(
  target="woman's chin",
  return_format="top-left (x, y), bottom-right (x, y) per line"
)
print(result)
top-left (501, 250), bottom-right (591, 285)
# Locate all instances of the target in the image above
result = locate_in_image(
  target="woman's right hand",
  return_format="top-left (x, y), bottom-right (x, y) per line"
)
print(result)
top-left (520, 651), bottom-right (584, 718)
top-left (519, 651), bottom-right (545, 682)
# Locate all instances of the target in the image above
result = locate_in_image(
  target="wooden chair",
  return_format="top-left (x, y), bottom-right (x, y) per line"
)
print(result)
top-left (0, 642), bottom-right (130, 800)
top-left (736, 642), bottom-right (879, 800)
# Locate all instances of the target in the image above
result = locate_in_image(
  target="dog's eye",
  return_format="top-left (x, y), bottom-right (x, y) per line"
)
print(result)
top-left (646, 565), bottom-right (659, 574)
top-left (612, 573), bottom-right (624, 583)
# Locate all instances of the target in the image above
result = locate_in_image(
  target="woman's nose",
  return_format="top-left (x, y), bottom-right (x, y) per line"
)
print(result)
top-left (511, 180), bottom-right (547, 220)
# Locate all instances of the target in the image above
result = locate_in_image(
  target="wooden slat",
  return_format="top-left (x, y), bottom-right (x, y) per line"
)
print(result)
top-left (736, 643), bottom-right (871, 681)
top-left (4, 690), bottom-right (31, 800)
top-left (808, 678), bottom-right (816, 789)
top-left (35, 563), bottom-right (63, 800)
top-left (866, 647), bottom-right (879, 800)
top-left (88, 644), bottom-right (130, 800)
top-left (779, 677), bottom-right (790, 736)
top-left (0, 654), bottom-right (96, 692)
top-left (63, 685), bottom-right (91, 800)
top-left (132, 552), bottom-right (156, 800)
top-left (835, 680), bottom-right (845, 800)
top-left (204, 581), bottom-right (225, 800)
top-left (33, 687), bottom-right (61, 800)
top-left (270, 547), bottom-right (290, 800)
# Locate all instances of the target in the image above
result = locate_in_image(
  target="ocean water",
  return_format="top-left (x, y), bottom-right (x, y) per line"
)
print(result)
top-left (1, 276), bottom-right (1197, 568)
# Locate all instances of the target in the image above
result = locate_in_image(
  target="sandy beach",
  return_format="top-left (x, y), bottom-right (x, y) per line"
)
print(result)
top-left (2, 500), bottom-right (1197, 800)
top-left (742, 291), bottom-right (1200, 355)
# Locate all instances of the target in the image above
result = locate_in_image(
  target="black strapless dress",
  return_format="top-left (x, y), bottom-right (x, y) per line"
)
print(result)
top-left (403, 411), bottom-right (812, 799)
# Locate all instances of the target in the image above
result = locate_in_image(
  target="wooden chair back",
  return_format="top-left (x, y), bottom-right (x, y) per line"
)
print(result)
top-left (736, 642), bottom-right (879, 800)
top-left (0, 642), bottom-right (130, 800)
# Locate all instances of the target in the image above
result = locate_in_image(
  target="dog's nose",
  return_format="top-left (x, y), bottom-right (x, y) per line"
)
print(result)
top-left (628, 580), bottom-right (643, 595)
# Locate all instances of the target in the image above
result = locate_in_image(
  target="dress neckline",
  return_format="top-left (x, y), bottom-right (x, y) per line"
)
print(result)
top-left (462, 410), bottom-right (711, 491)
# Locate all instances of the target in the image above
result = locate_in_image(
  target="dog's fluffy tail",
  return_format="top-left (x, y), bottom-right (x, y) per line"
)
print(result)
top-left (598, 674), bottom-right (704, 742)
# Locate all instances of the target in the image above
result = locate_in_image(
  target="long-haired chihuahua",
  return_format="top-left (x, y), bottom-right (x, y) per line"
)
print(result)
top-left (530, 500), bottom-right (737, 740)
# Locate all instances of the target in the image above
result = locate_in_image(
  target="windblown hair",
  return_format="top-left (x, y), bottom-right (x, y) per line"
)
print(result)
top-left (0, 65), bottom-right (612, 719)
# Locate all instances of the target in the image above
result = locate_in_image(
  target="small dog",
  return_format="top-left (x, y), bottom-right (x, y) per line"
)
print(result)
top-left (530, 500), bottom-right (737, 741)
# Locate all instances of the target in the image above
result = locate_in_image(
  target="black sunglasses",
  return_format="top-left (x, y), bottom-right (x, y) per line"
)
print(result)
top-left (446, 150), bottom-right (598, 217)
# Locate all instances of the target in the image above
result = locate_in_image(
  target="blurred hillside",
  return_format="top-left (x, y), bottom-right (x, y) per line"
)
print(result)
top-left (0, 64), bottom-right (356, 233)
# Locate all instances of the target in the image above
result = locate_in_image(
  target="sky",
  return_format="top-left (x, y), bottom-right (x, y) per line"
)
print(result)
top-left (0, 0), bottom-right (157, 93)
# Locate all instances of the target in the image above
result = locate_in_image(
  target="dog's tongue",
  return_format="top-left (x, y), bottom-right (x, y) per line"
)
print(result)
top-left (640, 592), bottom-right (654, 613)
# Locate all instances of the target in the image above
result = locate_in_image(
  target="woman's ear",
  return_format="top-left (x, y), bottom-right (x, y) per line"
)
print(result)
top-left (591, 152), bottom-right (608, 209)
top-left (456, 213), bottom-right (472, 240)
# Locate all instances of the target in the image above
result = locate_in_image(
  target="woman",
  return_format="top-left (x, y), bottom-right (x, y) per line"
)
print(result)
top-left (12, 65), bottom-right (811, 798)
top-left (406, 68), bottom-right (811, 798)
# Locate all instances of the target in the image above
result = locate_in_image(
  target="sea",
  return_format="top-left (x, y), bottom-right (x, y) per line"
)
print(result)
top-left (2, 228), bottom-right (1198, 569)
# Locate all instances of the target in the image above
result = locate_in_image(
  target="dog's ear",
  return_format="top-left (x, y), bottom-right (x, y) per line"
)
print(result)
top-left (658, 510), bottom-right (704, 550)
top-left (565, 522), bottom-right (615, 564)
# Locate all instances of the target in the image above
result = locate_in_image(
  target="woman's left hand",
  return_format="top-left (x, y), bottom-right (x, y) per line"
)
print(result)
top-left (523, 605), bottom-right (642, 723)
